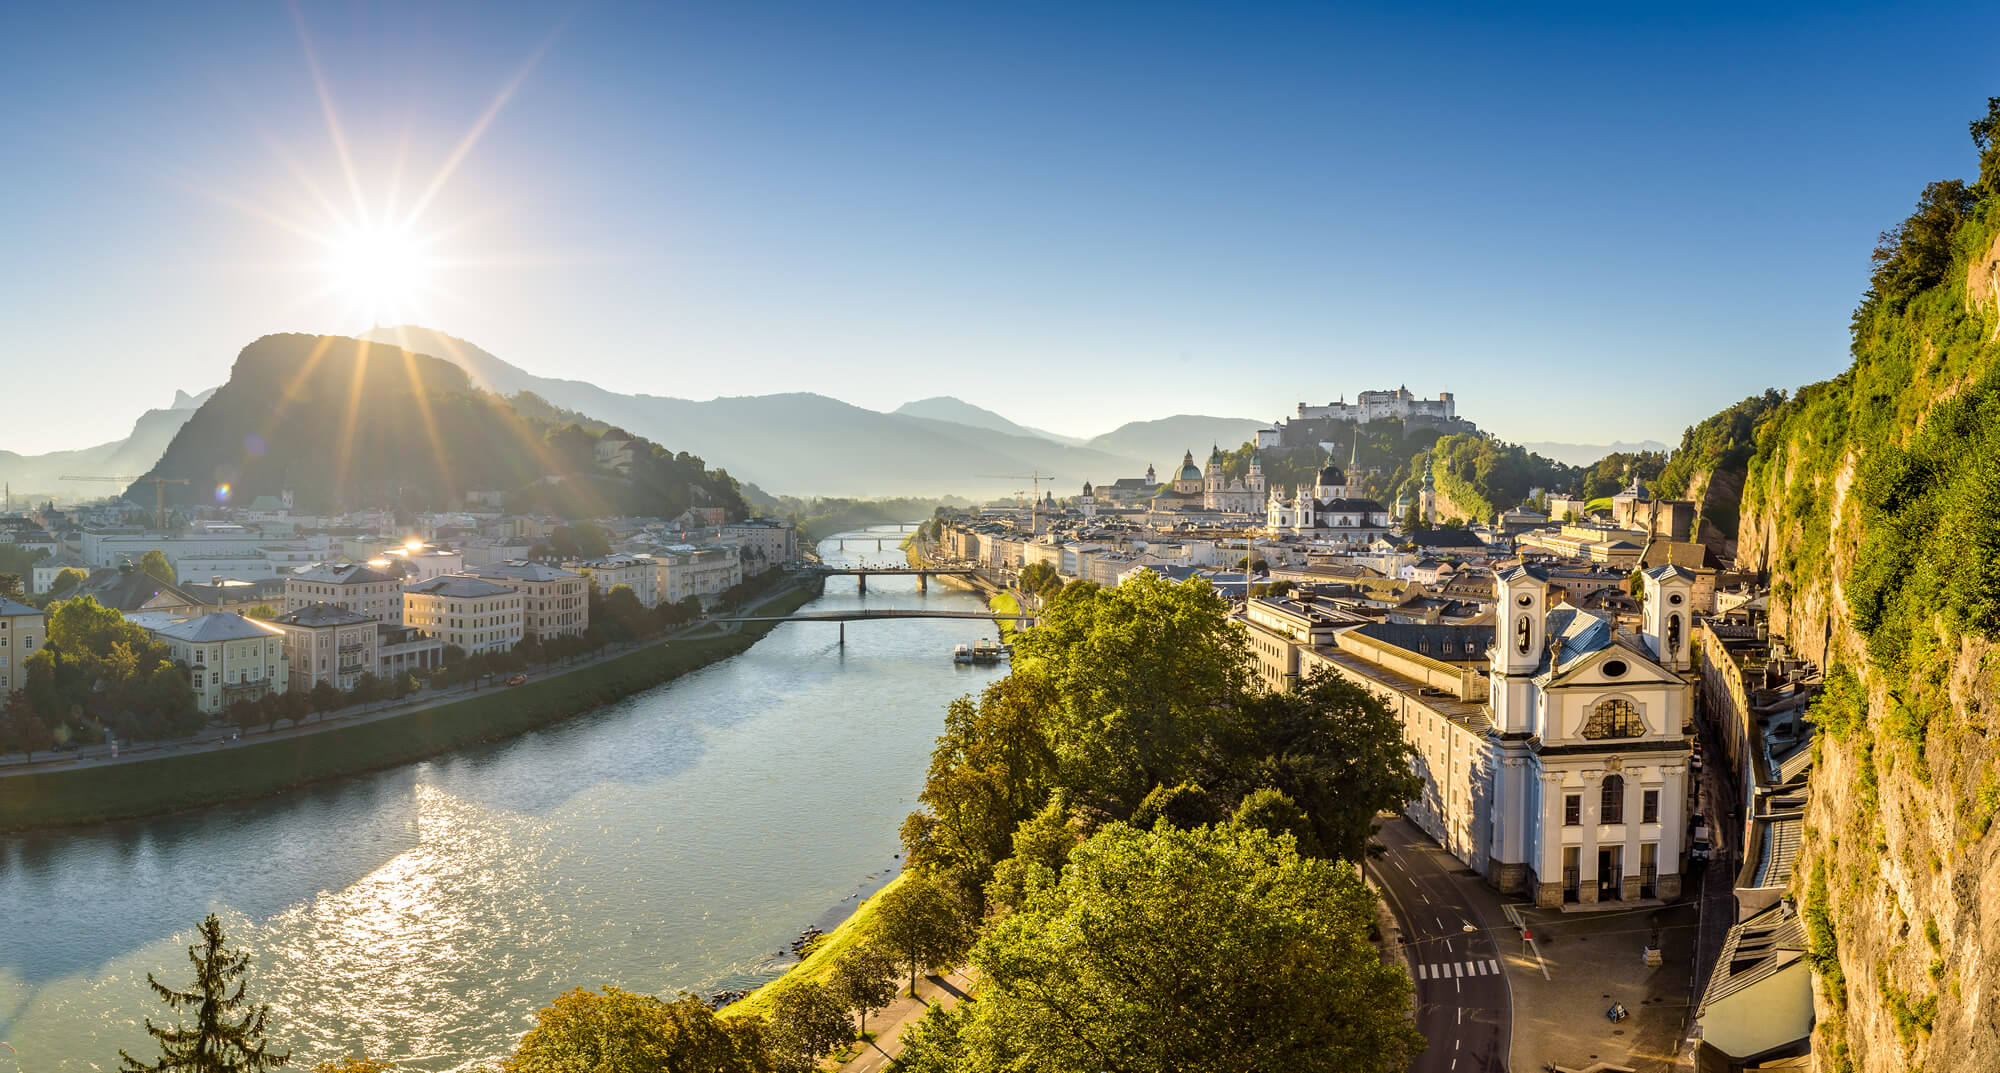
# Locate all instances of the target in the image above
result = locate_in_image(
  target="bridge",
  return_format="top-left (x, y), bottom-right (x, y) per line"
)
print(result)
top-left (829, 523), bottom-right (921, 551)
top-left (707, 607), bottom-right (1035, 644)
top-left (808, 565), bottom-right (981, 593)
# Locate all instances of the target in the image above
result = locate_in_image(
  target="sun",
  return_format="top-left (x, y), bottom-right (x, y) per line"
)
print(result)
top-left (319, 221), bottom-right (440, 326)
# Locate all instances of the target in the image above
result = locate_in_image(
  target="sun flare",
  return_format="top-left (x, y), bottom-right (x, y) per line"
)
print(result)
top-left (318, 222), bottom-right (439, 325)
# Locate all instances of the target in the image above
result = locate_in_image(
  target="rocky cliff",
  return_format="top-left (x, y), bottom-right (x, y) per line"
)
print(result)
top-left (1725, 105), bottom-right (2000, 1072)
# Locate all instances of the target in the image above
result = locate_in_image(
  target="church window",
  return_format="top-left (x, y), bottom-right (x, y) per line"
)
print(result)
top-left (1582, 698), bottom-right (1644, 739)
top-left (1563, 794), bottom-right (1580, 826)
top-left (1601, 775), bottom-right (1625, 823)
top-left (1667, 613), bottom-right (1682, 655)
top-left (1643, 789), bottom-right (1660, 824)
top-left (1515, 615), bottom-right (1532, 655)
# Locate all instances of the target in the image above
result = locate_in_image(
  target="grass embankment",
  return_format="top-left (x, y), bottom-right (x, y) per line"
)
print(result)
top-left (989, 592), bottom-right (1023, 637)
top-left (721, 872), bottom-right (909, 1020)
top-left (0, 584), bottom-right (818, 833)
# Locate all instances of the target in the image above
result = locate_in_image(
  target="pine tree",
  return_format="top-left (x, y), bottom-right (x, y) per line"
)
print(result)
top-left (119, 914), bottom-right (290, 1072)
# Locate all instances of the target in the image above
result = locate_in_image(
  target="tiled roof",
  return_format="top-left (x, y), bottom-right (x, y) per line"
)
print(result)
top-left (273, 602), bottom-right (374, 627)
top-left (470, 560), bottom-right (582, 582)
top-left (406, 575), bottom-right (518, 599)
top-left (292, 562), bottom-right (402, 585)
top-left (0, 597), bottom-right (42, 617)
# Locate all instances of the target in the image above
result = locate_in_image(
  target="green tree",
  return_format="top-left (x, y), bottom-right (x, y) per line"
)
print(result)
top-left (1232, 787), bottom-right (1320, 856)
top-left (885, 1002), bottom-right (973, 1073)
top-left (952, 823), bottom-right (1424, 1073)
top-left (1010, 571), bottom-right (1250, 813)
top-left (308, 680), bottom-right (341, 721)
top-left (765, 981), bottom-right (852, 1073)
top-left (240, 604), bottom-right (279, 620)
top-left (983, 798), bottom-right (1080, 912)
top-left (118, 913), bottom-right (290, 1072)
top-left (871, 875), bottom-right (974, 996)
top-left (825, 945), bottom-right (898, 1038)
top-left (1017, 561), bottom-right (1062, 602)
top-left (1401, 503), bottom-right (1426, 533)
top-left (3, 693), bottom-right (55, 760)
top-left (0, 572), bottom-right (25, 602)
top-left (503, 987), bottom-right (769, 1073)
top-left (138, 549), bottom-right (178, 585)
top-left (50, 567), bottom-right (90, 597)
top-left (1130, 780), bottom-right (1223, 831)
top-left (1222, 669), bottom-right (1423, 862)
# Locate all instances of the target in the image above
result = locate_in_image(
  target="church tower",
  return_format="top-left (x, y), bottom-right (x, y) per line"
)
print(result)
top-left (1145, 462), bottom-right (1157, 486)
top-left (1418, 457), bottom-right (1438, 524)
top-left (1247, 448), bottom-right (1265, 496)
top-left (1313, 449), bottom-right (1347, 500)
top-left (1641, 565), bottom-right (1695, 672)
top-left (1080, 481), bottom-right (1097, 518)
top-left (1491, 564), bottom-right (1549, 733)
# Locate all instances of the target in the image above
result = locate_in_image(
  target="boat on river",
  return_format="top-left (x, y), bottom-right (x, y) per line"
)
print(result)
top-left (971, 638), bottom-right (1004, 664)
top-left (952, 643), bottom-right (974, 664)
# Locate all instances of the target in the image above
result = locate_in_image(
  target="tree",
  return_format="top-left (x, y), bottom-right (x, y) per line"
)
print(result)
top-left (1401, 503), bottom-right (1426, 533)
top-left (1130, 780), bottom-right (1223, 831)
top-left (983, 798), bottom-right (1079, 912)
top-left (138, 549), bottom-right (179, 585)
top-left (241, 604), bottom-right (279, 620)
top-left (1017, 561), bottom-right (1062, 602)
top-left (1232, 787), bottom-right (1320, 856)
top-left (118, 913), bottom-right (290, 1072)
top-left (3, 692), bottom-right (55, 761)
top-left (308, 680), bottom-right (341, 721)
top-left (951, 823), bottom-right (1425, 1073)
top-left (765, 981), bottom-right (852, 1073)
top-left (1221, 669), bottom-right (1422, 863)
top-left (350, 672), bottom-right (382, 711)
top-left (312, 1060), bottom-right (393, 1073)
top-left (0, 572), bottom-right (25, 602)
top-left (1009, 570), bottom-right (1250, 813)
top-left (871, 874), bottom-right (973, 996)
top-left (503, 987), bottom-right (768, 1073)
top-left (825, 945), bottom-right (898, 1038)
top-left (50, 567), bottom-right (90, 597)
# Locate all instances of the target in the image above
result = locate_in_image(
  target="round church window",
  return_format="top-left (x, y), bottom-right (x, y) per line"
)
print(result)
top-left (1602, 659), bottom-right (1627, 678)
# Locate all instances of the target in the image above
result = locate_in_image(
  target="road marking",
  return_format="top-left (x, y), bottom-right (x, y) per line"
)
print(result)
top-left (1457, 1008), bottom-right (1463, 1025)
top-left (1452, 962), bottom-right (1463, 978)
top-left (1487, 959), bottom-right (1500, 974)
top-left (1417, 964), bottom-right (1428, 979)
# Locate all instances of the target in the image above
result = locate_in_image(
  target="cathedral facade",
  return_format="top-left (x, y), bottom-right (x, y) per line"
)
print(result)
top-left (1202, 445), bottom-right (1265, 513)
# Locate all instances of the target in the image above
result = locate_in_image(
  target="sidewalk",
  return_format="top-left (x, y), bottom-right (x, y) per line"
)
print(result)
top-left (1499, 895), bottom-right (1698, 1072)
top-left (836, 969), bottom-right (975, 1073)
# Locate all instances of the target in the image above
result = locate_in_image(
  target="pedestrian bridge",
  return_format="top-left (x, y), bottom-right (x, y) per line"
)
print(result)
top-left (706, 607), bottom-right (1035, 643)
top-left (807, 566), bottom-right (983, 593)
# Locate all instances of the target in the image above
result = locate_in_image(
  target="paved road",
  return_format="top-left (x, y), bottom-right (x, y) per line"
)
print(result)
top-left (1368, 817), bottom-right (1511, 1073)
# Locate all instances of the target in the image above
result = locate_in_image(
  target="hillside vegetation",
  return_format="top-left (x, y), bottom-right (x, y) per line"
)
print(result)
top-left (140, 334), bottom-right (747, 519)
top-left (1720, 98), bottom-right (2000, 1073)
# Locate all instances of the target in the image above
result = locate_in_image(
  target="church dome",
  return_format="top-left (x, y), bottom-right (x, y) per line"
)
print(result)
top-left (1317, 455), bottom-right (1345, 487)
top-left (1177, 451), bottom-right (1202, 482)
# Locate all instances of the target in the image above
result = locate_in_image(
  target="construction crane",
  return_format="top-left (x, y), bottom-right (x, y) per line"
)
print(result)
top-left (60, 475), bottom-right (191, 529)
top-left (978, 471), bottom-right (1057, 535)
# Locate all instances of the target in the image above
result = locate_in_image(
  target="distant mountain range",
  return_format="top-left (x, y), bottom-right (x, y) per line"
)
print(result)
top-left (0, 387), bottom-right (216, 502)
top-left (137, 334), bottom-right (744, 518)
top-left (1517, 440), bottom-right (1671, 468)
top-left (359, 326), bottom-right (1261, 497)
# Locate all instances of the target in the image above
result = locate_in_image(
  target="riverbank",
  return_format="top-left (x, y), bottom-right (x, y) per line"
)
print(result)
top-left (0, 582), bottom-right (819, 833)
top-left (720, 872), bottom-right (910, 1020)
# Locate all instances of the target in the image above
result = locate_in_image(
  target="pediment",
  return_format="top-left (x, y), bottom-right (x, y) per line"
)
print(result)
top-left (1545, 641), bottom-right (1679, 689)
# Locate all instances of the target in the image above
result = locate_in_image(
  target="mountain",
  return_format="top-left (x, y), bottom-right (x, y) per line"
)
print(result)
top-left (0, 388), bottom-right (216, 501)
top-left (364, 326), bottom-right (1148, 497)
top-left (1084, 415), bottom-right (1268, 473)
top-left (1514, 440), bottom-right (1669, 467)
top-left (1696, 111), bottom-right (2000, 1073)
top-left (893, 396), bottom-right (1084, 445)
top-left (138, 334), bottom-right (746, 518)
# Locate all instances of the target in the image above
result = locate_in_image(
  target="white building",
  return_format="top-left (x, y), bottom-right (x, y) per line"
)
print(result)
top-left (468, 561), bottom-right (588, 639)
top-left (82, 526), bottom-right (271, 570)
top-left (152, 613), bottom-right (289, 714)
top-left (572, 554), bottom-right (660, 608)
top-left (0, 597), bottom-right (44, 694)
top-left (271, 603), bottom-right (379, 693)
top-left (378, 545), bottom-right (465, 584)
top-left (1201, 445), bottom-right (1266, 514)
top-left (720, 518), bottom-right (797, 574)
top-left (1486, 564), bottom-right (1693, 906)
top-left (30, 552), bottom-right (91, 595)
top-left (287, 562), bottom-right (408, 624)
top-left (403, 575), bottom-right (525, 655)
top-left (1294, 386), bottom-right (1455, 425)
top-left (1264, 452), bottom-right (1393, 543)
top-left (657, 545), bottom-right (742, 604)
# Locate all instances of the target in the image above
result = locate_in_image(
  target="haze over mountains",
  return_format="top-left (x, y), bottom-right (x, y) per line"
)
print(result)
top-left (360, 326), bottom-right (1266, 497)
top-left (0, 387), bottom-right (215, 501)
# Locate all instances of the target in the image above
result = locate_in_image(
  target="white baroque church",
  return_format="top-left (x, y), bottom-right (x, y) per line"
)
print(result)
top-left (1203, 445), bottom-right (1265, 513)
top-left (1264, 449), bottom-right (1393, 542)
top-left (1485, 564), bottom-right (1696, 906)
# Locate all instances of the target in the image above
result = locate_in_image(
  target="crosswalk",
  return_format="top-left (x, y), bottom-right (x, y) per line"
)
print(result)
top-left (1416, 959), bottom-right (1502, 980)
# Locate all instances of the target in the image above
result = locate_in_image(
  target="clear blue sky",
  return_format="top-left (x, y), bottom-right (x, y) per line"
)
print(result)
top-left (3, 2), bottom-right (1995, 454)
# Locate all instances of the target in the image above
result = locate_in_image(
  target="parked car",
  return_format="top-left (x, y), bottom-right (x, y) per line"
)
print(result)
top-left (1691, 837), bottom-right (1712, 862)
top-left (505, 674), bottom-right (529, 687)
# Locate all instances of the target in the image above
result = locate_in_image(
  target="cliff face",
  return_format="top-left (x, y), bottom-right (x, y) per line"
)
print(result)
top-left (1731, 168), bottom-right (2000, 1070)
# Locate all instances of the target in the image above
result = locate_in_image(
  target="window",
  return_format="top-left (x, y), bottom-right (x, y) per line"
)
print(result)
top-left (1642, 789), bottom-right (1660, 824)
top-left (1601, 774), bottom-right (1625, 824)
top-left (1582, 698), bottom-right (1644, 739)
top-left (1564, 794), bottom-right (1581, 826)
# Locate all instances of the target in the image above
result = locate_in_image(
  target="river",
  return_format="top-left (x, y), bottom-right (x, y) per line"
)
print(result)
top-left (0, 527), bottom-right (1003, 1069)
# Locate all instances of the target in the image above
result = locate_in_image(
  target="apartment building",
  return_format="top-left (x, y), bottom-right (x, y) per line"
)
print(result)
top-left (151, 613), bottom-right (289, 714)
top-left (403, 575), bottom-right (525, 654)
top-left (467, 561), bottom-right (588, 639)
top-left (286, 562), bottom-right (407, 624)
top-left (657, 545), bottom-right (741, 604)
top-left (571, 554), bottom-right (659, 608)
top-left (0, 597), bottom-right (44, 694)
top-left (272, 602), bottom-right (379, 692)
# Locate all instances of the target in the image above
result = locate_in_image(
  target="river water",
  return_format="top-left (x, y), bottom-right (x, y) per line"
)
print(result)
top-left (0, 527), bottom-right (1002, 1069)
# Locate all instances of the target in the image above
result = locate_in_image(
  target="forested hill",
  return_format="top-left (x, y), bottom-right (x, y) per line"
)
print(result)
top-left (138, 334), bottom-right (748, 519)
top-left (1707, 98), bottom-right (2000, 1073)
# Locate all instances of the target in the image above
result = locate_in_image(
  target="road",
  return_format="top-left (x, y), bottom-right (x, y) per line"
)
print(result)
top-left (1367, 817), bottom-right (1511, 1073)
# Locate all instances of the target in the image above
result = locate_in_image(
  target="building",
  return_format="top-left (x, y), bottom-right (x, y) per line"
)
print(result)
top-left (402, 575), bottom-right (525, 654)
top-left (377, 544), bottom-right (465, 584)
top-left (0, 597), bottom-right (44, 694)
top-left (657, 545), bottom-right (742, 604)
top-left (720, 519), bottom-right (797, 573)
top-left (30, 551), bottom-right (91, 595)
top-left (81, 526), bottom-right (270, 570)
top-left (1486, 564), bottom-right (1694, 906)
top-left (1149, 450), bottom-right (1210, 514)
top-left (151, 613), bottom-right (289, 714)
top-left (272, 603), bottom-right (379, 693)
top-left (1294, 387), bottom-right (1456, 425)
top-left (1265, 451), bottom-right (1394, 542)
top-left (286, 562), bottom-right (407, 624)
top-left (1201, 445), bottom-right (1266, 513)
top-left (82, 568), bottom-right (207, 617)
top-left (1239, 591), bottom-right (1352, 691)
top-left (1694, 901), bottom-right (1813, 1066)
top-left (468, 561), bottom-right (588, 639)
top-left (572, 554), bottom-right (660, 608)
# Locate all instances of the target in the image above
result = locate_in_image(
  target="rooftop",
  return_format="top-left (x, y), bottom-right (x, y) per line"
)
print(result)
top-left (153, 612), bottom-right (286, 643)
top-left (406, 575), bottom-right (520, 599)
